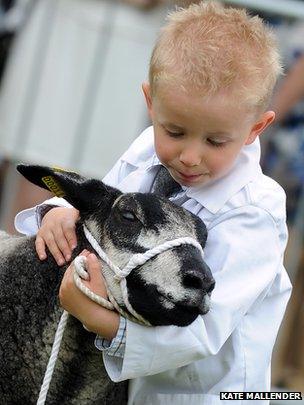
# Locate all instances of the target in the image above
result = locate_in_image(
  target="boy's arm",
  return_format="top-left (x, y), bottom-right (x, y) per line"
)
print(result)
top-left (102, 205), bottom-right (292, 381)
top-left (95, 316), bottom-right (126, 359)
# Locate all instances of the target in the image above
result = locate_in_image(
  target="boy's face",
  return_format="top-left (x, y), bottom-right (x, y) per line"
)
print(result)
top-left (143, 83), bottom-right (275, 187)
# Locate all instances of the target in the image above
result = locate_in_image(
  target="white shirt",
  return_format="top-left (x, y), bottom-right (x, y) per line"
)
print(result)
top-left (15, 126), bottom-right (292, 405)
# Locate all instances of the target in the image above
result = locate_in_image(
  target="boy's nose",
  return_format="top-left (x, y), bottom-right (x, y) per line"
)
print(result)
top-left (179, 148), bottom-right (202, 167)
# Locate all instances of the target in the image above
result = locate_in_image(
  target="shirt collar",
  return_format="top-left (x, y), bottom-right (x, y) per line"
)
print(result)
top-left (121, 126), bottom-right (262, 214)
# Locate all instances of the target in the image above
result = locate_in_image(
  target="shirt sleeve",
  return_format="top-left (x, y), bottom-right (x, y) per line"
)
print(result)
top-left (14, 197), bottom-right (72, 235)
top-left (103, 205), bottom-right (291, 381)
top-left (95, 316), bottom-right (126, 358)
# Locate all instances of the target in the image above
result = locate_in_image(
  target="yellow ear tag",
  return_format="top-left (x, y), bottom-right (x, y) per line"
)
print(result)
top-left (42, 176), bottom-right (65, 198)
top-left (52, 166), bottom-right (66, 173)
top-left (52, 166), bottom-right (78, 175)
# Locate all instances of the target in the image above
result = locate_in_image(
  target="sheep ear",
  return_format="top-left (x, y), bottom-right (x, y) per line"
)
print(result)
top-left (17, 164), bottom-right (86, 198)
top-left (16, 164), bottom-right (121, 213)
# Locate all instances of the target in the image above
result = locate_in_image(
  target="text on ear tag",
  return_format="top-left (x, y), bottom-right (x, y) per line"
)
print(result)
top-left (42, 176), bottom-right (65, 197)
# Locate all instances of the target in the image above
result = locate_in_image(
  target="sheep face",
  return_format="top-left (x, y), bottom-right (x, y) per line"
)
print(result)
top-left (85, 192), bottom-right (214, 326)
top-left (17, 164), bottom-right (214, 327)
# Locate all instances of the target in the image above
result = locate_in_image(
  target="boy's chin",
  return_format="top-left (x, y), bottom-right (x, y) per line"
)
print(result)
top-left (180, 178), bottom-right (209, 188)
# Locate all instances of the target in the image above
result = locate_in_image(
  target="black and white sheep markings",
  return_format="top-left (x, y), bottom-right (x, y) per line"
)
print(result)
top-left (0, 165), bottom-right (214, 404)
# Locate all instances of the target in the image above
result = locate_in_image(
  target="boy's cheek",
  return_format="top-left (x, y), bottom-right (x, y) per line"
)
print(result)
top-left (155, 142), bottom-right (174, 164)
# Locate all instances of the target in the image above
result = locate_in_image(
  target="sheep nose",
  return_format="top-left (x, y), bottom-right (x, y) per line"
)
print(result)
top-left (183, 271), bottom-right (215, 293)
top-left (183, 273), bottom-right (202, 289)
top-left (183, 271), bottom-right (215, 294)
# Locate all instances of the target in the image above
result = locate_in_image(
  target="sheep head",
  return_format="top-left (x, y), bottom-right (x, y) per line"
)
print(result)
top-left (17, 164), bottom-right (214, 326)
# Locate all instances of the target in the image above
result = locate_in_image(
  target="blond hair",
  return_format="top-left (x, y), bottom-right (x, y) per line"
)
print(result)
top-left (149, 1), bottom-right (282, 110)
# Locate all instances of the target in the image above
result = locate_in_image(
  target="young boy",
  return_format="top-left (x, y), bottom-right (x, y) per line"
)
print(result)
top-left (15, 2), bottom-right (292, 403)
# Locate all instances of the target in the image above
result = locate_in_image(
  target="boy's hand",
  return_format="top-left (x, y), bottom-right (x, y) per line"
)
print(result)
top-left (36, 206), bottom-right (79, 265)
top-left (59, 251), bottom-right (120, 340)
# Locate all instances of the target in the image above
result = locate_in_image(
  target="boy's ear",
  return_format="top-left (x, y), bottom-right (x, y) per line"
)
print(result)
top-left (142, 82), bottom-right (153, 118)
top-left (16, 164), bottom-right (121, 214)
top-left (245, 111), bottom-right (275, 145)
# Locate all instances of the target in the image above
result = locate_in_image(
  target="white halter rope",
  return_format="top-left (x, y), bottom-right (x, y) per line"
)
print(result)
top-left (37, 225), bottom-right (204, 405)
top-left (77, 225), bottom-right (205, 326)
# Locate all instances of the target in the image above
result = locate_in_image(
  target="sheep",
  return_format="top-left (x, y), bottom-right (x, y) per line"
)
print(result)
top-left (0, 164), bottom-right (215, 405)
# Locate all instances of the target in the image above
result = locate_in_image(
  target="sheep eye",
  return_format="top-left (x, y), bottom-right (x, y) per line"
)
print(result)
top-left (121, 210), bottom-right (137, 221)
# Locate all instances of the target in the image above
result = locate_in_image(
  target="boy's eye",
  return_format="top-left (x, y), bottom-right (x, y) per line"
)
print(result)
top-left (207, 139), bottom-right (226, 147)
top-left (164, 129), bottom-right (184, 138)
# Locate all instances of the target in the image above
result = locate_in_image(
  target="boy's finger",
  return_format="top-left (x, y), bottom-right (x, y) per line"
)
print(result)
top-left (53, 226), bottom-right (72, 261)
top-left (44, 232), bottom-right (66, 266)
top-left (84, 254), bottom-right (107, 296)
top-left (79, 250), bottom-right (90, 257)
top-left (62, 222), bottom-right (77, 250)
top-left (35, 236), bottom-right (47, 260)
top-left (86, 254), bottom-right (102, 277)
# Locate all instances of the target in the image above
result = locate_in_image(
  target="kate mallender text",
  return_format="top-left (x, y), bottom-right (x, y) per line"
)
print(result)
top-left (220, 392), bottom-right (303, 400)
